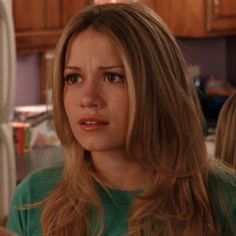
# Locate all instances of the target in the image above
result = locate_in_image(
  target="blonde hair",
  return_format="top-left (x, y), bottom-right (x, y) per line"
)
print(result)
top-left (42, 3), bottom-right (223, 235)
top-left (215, 92), bottom-right (236, 169)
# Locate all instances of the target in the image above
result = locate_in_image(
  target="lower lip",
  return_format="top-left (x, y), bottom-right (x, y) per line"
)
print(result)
top-left (80, 123), bottom-right (108, 131)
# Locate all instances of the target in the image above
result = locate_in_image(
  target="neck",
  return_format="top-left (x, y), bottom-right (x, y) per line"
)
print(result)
top-left (91, 151), bottom-right (149, 191)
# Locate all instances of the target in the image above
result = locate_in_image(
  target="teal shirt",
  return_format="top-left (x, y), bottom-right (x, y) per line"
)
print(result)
top-left (7, 164), bottom-right (236, 236)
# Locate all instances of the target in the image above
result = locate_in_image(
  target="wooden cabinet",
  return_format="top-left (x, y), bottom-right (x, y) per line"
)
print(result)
top-left (13, 0), bottom-right (91, 53)
top-left (14, 0), bottom-right (236, 52)
top-left (206, 0), bottom-right (236, 33)
top-left (139, 0), bottom-right (236, 37)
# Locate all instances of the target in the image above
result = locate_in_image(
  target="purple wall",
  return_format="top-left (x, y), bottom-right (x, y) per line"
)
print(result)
top-left (15, 54), bottom-right (41, 106)
top-left (15, 37), bottom-right (233, 106)
top-left (178, 37), bottom-right (227, 79)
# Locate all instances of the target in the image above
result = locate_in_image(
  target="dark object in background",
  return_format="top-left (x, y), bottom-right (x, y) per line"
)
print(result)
top-left (201, 94), bottom-right (228, 130)
top-left (194, 75), bottom-right (235, 133)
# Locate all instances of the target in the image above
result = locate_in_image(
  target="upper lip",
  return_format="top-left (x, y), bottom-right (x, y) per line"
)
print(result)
top-left (79, 116), bottom-right (109, 125)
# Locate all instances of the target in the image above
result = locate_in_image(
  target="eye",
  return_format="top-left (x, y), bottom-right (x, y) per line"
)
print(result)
top-left (64, 74), bottom-right (82, 84)
top-left (104, 73), bottom-right (124, 83)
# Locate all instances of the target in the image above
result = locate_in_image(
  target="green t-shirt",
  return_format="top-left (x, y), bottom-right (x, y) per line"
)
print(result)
top-left (7, 163), bottom-right (236, 236)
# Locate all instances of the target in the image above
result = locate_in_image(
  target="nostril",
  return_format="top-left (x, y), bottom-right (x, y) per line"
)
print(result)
top-left (80, 100), bottom-right (99, 108)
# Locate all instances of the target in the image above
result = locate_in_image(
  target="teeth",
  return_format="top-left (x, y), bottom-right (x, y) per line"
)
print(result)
top-left (85, 121), bottom-right (98, 125)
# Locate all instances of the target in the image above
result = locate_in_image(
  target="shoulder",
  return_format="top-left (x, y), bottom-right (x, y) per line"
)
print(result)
top-left (208, 169), bottom-right (236, 235)
top-left (14, 162), bottom-right (64, 204)
top-left (208, 169), bottom-right (236, 200)
top-left (7, 163), bottom-right (64, 236)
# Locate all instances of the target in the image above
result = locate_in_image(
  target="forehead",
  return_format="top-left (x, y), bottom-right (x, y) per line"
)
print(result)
top-left (65, 28), bottom-right (123, 66)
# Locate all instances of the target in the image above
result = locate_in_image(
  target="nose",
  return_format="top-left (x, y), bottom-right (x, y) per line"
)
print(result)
top-left (80, 80), bottom-right (104, 109)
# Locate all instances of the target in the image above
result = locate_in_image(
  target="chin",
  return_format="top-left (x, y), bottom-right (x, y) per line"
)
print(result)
top-left (82, 143), bottom-right (124, 153)
top-left (80, 143), bottom-right (108, 152)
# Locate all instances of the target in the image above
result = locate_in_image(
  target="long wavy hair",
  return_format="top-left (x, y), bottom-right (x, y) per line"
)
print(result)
top-left (42, 3), bottom-right (222, 235)
top-left (215, 92), bottom-right (236, 169)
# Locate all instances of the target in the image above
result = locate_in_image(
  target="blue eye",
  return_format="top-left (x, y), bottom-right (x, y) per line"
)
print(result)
top-left (64, 74), bottom-right (82, 84)
top-left (104, 73), bottom-right (124, 83)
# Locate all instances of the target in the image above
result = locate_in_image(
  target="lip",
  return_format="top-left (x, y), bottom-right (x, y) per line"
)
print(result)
top-left (79, 116), bottom-right (109, 131)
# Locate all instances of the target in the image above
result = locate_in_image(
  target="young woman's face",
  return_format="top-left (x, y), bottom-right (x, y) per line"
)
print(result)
top-left (63, 29), bottom-right (128, 155)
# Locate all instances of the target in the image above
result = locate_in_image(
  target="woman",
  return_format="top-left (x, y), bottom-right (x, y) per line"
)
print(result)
top-left (7, 3), bottom-right (236, 236)
top-left (215, 92), bottom-right (236, 169)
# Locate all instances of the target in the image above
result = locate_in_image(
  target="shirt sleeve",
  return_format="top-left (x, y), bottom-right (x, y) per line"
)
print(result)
top-left (7, 180), bottom-right (34, 236)
top-left (209, 171), bottom-right (236, 235)
top-left (7, 164), bottom-right (62, 236)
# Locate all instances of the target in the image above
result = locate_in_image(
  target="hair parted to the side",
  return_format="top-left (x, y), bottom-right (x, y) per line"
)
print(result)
top-left (42, 3), bottom-right (222, 235)
top-left (215, 92), bottom-right (236, 169)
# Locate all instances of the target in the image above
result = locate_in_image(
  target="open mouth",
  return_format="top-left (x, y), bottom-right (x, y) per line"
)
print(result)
top-left (79, 118), bottom-right (109, 130)
top-left (81, 121), bottom-right (108, 125)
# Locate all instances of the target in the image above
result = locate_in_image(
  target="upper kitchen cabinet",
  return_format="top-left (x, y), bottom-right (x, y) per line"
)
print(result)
top-left (141, 0), bottom-right (236, 37)
top-left (14, 0), bottom-right (236, 52)
top-left (207, 0), bottom-right (236, 33)
top-left (13, 0), bottom-right (91, 53)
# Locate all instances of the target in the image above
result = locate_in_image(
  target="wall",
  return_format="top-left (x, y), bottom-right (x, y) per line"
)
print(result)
top-left (15, 37), bottom-right (233, 106)
top-left (178, 37), bottom-right (227, 79)
top-left (15, 54), bottom-right (41, 106)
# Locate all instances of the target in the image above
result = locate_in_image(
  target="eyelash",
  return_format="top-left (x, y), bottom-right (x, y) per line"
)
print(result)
top-left (64, 72), bottom-right (125, 84)
top-left (64, 74), bottom-right (82, 84)
top-left (104, 72), bottom-right (124, 83)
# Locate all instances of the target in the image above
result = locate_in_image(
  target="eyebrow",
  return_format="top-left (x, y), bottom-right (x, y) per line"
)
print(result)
top-left (64, 66), bottom-right (81, 71)
top-left (64, 65), bottom-right (124, 70)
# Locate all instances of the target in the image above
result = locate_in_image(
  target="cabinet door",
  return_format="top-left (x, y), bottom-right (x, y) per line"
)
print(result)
top-left (14, 0), bottom-right (61, 31)
top-left (14, 0), bottom-right (90, 53)
top-left (14, 0), bottom-right (61, 52)
top-left (61, 0), bottom-right (92, 26)
top-left (144, 0), bottom-right (236, 37)
top-left (144, 0), bottom-right (206, 37)
top-left (206, 0), bottom-right (236, 32)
